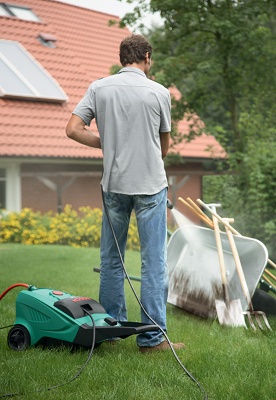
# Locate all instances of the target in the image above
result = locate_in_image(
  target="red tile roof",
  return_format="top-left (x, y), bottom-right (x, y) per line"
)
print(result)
top-left (0, 0), bottom-right (225, 160)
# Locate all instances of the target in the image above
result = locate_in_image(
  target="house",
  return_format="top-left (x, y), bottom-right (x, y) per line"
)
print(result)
top-left (0, 0), bottom-right (226, 221)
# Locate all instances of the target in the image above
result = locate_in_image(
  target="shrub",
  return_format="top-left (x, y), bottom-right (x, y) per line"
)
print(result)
top-left (0, 205), bottom-right (140, 251)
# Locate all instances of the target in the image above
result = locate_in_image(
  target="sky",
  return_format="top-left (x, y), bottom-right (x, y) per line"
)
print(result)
top-left (56, 0), bottom-right (133, 17)
top-left (56, 0), bottom-right (162, 29)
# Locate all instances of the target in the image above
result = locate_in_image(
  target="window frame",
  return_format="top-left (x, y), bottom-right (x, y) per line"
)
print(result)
top-left (0, 40), bottom-right (68, 103)
top-left (0, 168), bottom-right (6, 210)
top-left (0, 3), bottom-right (40, 22)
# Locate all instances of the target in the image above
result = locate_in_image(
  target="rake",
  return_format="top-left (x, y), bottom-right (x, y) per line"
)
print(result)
top-left (208, 204), bottom-right (246, 328)
top-left (223, 219), bottom-right (272, 331)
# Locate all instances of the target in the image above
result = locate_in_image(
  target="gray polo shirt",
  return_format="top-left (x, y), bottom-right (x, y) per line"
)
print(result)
top-left (73, 67), bottom-right (171, 195)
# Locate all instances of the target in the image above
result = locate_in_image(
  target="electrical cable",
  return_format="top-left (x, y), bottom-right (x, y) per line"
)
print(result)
top-left (0, 284), bottom-right (31, 332)
top-left (101, 187), bottom-right (208, 400)
top-left (43, 308), bottom-right (97, 392)
top-left (0, 302), bottom-right (97, 398)
top-left (0, 198), bottom-right (208, 398)
top-left (0, 283), bottom-right (30, 300)
top-left (0, 325), bottom-right (13, 330)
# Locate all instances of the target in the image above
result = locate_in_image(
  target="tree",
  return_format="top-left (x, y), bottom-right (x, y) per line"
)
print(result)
top-left (203, 105), bottom-right (276, 260)
top-left (118, 0), bottom-right (276, 260)
top-left (120, 0), bottom-right (276, 153)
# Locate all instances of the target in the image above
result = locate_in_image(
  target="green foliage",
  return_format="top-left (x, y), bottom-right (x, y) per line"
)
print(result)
top-left (118, 0), bottom-right (276, 260)
top-left (121, 0), bottom-right (276, 153)
top-left (203, 130), bottom-right (276, 259)
top-left (0, 206), bottom-right (140, 251)
top-left (109, 64), bottom-right (121, 75)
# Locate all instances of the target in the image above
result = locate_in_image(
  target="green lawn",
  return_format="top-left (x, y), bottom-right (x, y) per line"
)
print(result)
top-left (0, 244), bottom-right (275, 400)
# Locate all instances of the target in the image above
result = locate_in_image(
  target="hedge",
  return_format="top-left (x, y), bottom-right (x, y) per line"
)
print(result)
top-left (0, 205), bottom-right (140, 251)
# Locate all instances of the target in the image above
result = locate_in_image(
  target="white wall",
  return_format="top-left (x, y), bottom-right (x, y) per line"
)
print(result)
top-left (0, 161), bottom-right (21, 212)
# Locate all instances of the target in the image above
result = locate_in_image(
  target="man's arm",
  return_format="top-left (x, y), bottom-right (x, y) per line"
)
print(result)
top-left (66, 114), bottom-right (101, 149)
top-left (160, 132), bottom-right (170, 159)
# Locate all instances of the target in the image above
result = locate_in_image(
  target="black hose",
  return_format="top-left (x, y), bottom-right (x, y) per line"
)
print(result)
top-left (101, 186), bottom-right (208, 400)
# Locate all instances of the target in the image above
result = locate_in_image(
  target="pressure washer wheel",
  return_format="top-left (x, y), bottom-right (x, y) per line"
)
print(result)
top-left (8, 325), bottom-right (30, 351)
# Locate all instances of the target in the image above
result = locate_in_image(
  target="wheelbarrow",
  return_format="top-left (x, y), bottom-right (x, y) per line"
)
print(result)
top-left (167, 224), bottom-right (269, 320)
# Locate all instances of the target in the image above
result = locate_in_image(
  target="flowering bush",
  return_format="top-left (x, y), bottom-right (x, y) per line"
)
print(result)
top-left (0, 205), bottom-right (140, 251)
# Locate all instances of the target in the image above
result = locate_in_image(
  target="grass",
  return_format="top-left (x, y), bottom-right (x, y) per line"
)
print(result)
top-left (0, 243), bottom-right (275, 400)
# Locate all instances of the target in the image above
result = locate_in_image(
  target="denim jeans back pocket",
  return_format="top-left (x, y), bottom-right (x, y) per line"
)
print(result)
top-left (103, 192), bottom-right (119, 209)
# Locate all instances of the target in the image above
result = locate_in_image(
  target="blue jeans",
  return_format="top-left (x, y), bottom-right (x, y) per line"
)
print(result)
top-left (99, 188), bottom-right (168, 347)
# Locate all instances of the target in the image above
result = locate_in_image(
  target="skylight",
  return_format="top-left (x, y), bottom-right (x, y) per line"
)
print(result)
top-left (0, 4), bottom-right (10, 16)
top-left (0, 3), bottom-right (40, 21)
top-left (37, 33), bottom-right (57, 48)
top-left (0, 40), bottom-right (68, 103)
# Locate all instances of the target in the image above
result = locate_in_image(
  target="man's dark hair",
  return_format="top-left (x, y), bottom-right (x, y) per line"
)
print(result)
top-left (119, 34), bottom-right (152, 66)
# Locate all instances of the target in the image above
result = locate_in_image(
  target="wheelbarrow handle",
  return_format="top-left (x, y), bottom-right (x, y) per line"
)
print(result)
top-left (262, 274), bottom-right (276, 289)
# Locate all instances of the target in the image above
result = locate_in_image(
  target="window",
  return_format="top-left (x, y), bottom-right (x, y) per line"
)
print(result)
top-left (37, 33), bottom-right (57, 48)
top-left (0, 4), bottom-right (10, 16)
top-left (0, 169), bottom-right (6, 209)
top-left (0, 40), bottom-right (68, 102)
top-left (0, 3), bottom-right (40, 21)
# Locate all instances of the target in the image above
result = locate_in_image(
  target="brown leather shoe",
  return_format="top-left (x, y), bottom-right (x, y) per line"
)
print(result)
top-left (139, 340), bottom-right (185, 353)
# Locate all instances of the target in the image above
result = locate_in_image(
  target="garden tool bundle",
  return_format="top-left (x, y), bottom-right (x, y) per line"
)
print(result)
top-left (207, 203), bottom-right (245, 328)
top-left (196, 200), bottom-right (272, 331)
top-left (167, 197), bottom-right (273, 330)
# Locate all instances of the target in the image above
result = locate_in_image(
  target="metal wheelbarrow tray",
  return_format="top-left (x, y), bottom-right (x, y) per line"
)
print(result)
top-left (167, 225), bottom-right (268, 319)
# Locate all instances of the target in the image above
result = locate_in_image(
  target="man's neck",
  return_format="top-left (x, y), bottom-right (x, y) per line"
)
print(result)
top-left (124, 62), bottom-right (148, 75)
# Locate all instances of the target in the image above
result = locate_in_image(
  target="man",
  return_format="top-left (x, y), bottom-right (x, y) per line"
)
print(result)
top-left (66, 34), bottom-right (184, 352)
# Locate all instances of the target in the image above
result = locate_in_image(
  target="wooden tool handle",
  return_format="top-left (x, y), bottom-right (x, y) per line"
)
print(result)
top-left (197, 198), bottom-right (276, 269)
top-left (186, 197), bottom-right (211, 220)
top-left (264, 268), bottom-right (276, 282)
top-left (178, 197), bottom-right (214, 229)
top-left (197, 199), bottom-right (237, 232)
top-left (212, 215), bottom-right (227, 286)
top-left (225, 225), bottom-right (253, 310)
top-left (267, 259), bottom-right (276, 269)
top-left (262, 274), bottom-right (276, 289)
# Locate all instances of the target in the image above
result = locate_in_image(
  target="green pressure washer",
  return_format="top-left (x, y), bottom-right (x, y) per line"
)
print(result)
top-left (7, 285), bottom-right (158, 351)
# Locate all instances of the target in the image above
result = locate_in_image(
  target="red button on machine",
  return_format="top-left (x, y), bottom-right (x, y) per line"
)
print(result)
top-left (52, 291), bottom-right (64, 296)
